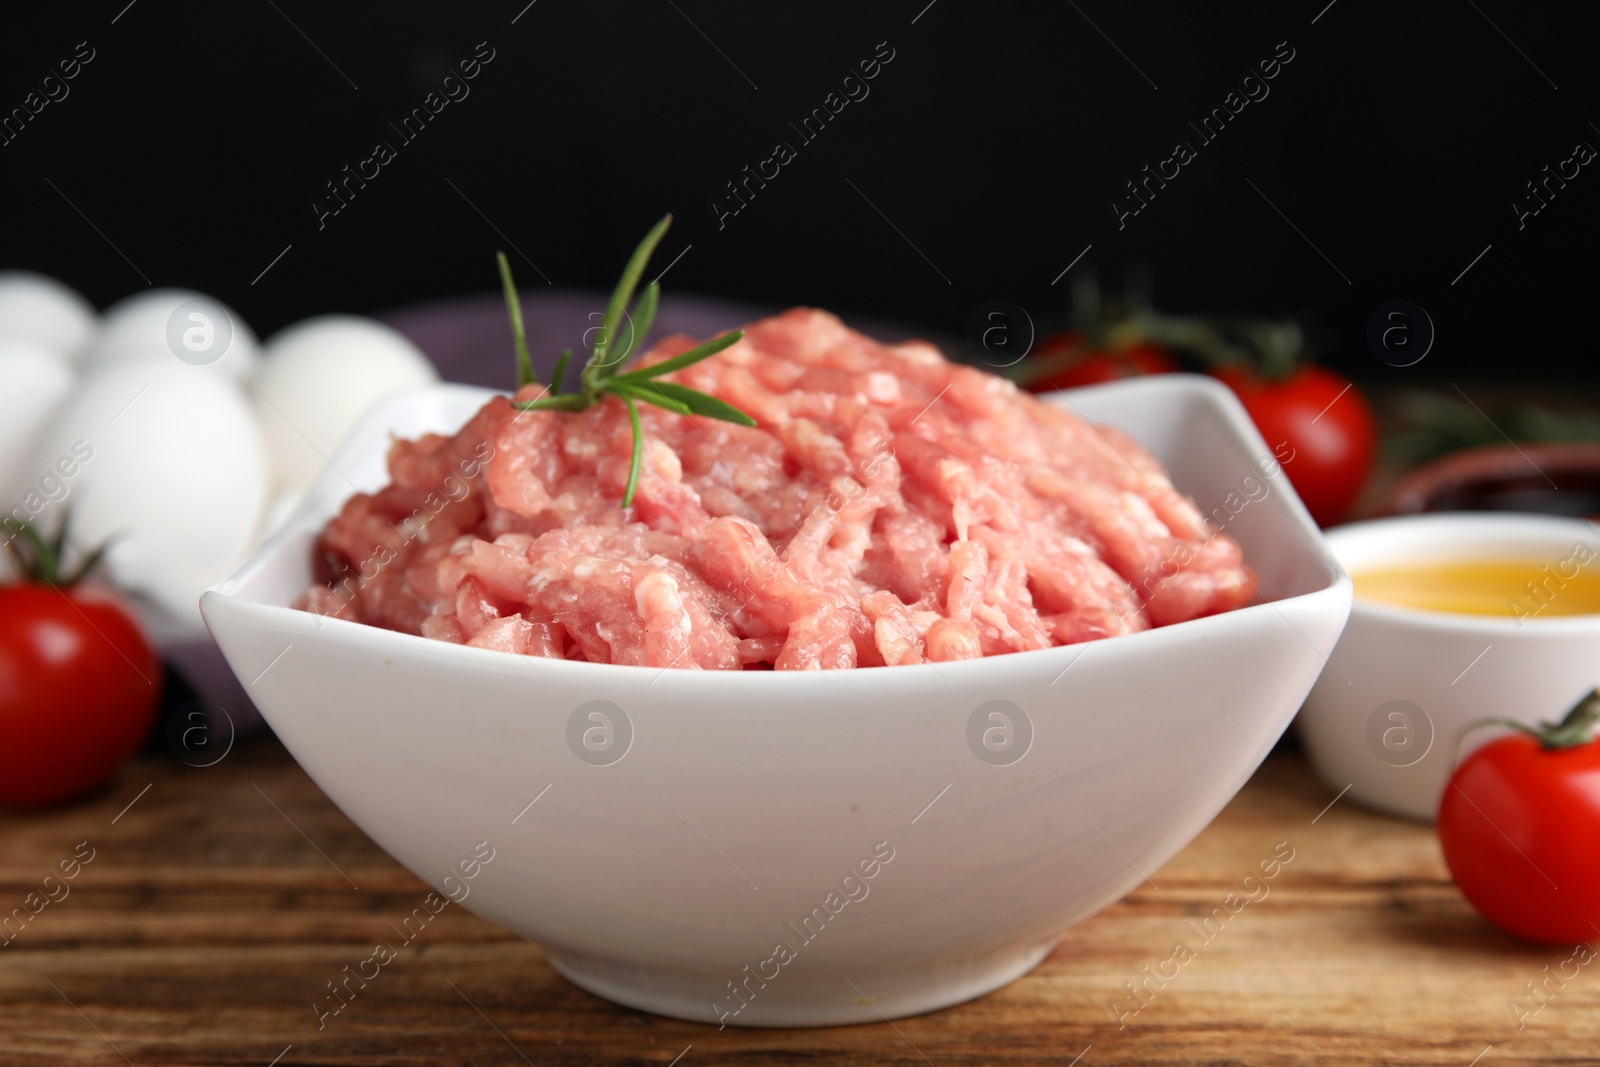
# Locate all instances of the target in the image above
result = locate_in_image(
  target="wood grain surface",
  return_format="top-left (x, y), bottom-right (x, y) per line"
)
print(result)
top-left (1, 738), bottom-right (1594, 1067)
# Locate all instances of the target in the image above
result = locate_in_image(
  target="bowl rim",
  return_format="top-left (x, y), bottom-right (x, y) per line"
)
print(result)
top-left (1327, 511), bottom-right (1600, 634)
top-left (1379, 440), bottom-right (1600, 515)
top-left (203, 373), bottom-right (1350, 684)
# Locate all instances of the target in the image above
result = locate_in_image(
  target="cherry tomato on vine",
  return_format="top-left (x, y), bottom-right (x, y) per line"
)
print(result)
top-left (0, 518), bottom-right (159, 808)
top-left (1212, 364), bottom-right (1375, 527)
top-left (1026, 332), bottom-right (1177, 393)
top-left (1437, 691), bottom-right (1600, 943)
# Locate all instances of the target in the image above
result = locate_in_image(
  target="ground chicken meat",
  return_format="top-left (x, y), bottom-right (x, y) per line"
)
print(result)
top-left (296, 309), bottom-right (1255, 669)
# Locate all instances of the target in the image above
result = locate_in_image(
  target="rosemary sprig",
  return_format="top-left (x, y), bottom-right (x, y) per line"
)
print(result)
top-left (497, 250), bottom-right (537, 388)
top-left (496, 214), bottom-right (755, 508)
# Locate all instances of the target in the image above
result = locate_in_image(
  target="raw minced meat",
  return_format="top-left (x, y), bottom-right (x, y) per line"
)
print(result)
top-left (297, 308), bottom-right (1256, 669)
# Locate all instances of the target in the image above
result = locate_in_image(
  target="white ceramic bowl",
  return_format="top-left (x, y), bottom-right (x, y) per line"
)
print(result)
top-left (201, 374), bottom-right (1348, 1027)
top-left (1298, 513), bottom-right (1600, 822)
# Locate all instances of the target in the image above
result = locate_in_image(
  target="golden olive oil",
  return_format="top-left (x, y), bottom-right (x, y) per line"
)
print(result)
top-left (1352, 555), bottom-right (1600, 621)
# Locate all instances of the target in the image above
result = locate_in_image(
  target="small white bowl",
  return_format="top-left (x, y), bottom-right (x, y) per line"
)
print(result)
top-left (1298, 512), bottom-right (1600, 821)
top-left (201, 374), bottom-right (1348, 1027)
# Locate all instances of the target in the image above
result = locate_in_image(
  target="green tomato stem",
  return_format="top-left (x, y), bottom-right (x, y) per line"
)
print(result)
top-left (1, 511), bottom-right (111, 587)
top-left (1455, 688), bottom-right (1600, 763)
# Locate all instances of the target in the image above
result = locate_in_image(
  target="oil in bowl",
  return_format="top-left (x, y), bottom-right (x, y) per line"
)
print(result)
top-left (1301, 514), bottom-right (1600, 821)
top-left (1352, 553), bottom-right (1600, 621)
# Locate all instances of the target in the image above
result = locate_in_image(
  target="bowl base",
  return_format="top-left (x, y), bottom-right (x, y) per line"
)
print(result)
top-left (546, 936), bottom-right (1060, 1028)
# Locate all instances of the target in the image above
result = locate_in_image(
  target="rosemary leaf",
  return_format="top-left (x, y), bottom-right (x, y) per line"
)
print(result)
top-left (608, 329), bottom-right (744, 383)
top-left (638, 380), bottom-right (756, 426)
top-left (513, 393), bottom-right (591, 413)
top-left (492, 214), bottom-right (755, 510)
top-left (550, 348), bottom-right (573, 393)
top-left (611, 281), bottom-right (660, 370)
top-left (607, 380), bottom-right (694, 416)
top-left (496, 252), bottom-right (538, 388)
top-left (621, 393), bottom-right (645, 508)
top-left (588, 215), bottom-right (671, 383)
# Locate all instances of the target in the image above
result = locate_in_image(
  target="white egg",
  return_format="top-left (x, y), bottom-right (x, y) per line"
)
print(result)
top-left (0, 271), bottom-right (98, 365)
top-left (0, 340), bottom-right (75, 510)
top-left (86, 288), bottom-right (259, 382)
top-left (27, 363), bottom-right (268, 629)
top-left (252, 315), bottom-right (438, 493)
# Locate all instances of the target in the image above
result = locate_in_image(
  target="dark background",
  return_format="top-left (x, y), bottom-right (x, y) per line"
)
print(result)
top-left (2, 0), bottom-right (1595, 379)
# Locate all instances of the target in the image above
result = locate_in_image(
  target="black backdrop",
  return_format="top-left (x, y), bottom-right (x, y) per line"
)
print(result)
top-left (3, 1), bottom-right (1596, 380)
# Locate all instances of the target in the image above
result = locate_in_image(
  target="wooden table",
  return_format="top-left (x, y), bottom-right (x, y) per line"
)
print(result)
top-left (2, 739), bottom-right (1593, 1066)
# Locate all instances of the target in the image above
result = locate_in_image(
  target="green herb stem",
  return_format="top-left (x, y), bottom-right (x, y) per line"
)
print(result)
top-left (550, 348), bottom-right (573, 394)
top-left (608, 330), bottom-right (744, 383)
top-left (588, 215), bottom-right (672, 384)
top-left (2, 511), bottom-right (112, 587)
top-left (494, 215), bottom-right (755, 511)
top-left (497, 252), bottom-right (538, 388)
top-left (622, 394), bottom-right (645, 507)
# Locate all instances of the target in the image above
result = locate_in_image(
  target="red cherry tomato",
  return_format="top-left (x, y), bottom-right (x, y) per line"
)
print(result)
top-left (1438, 710), bottom-right (1600, 943)
top-left (1029, 338), bottom-right (1178, 392)
top-left (0, 581), bottom-right (159, 808)
top-left (1031, 330), bottom-right (1083, 360)
top-left (1213, 365), bottom-right (1375, 527)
